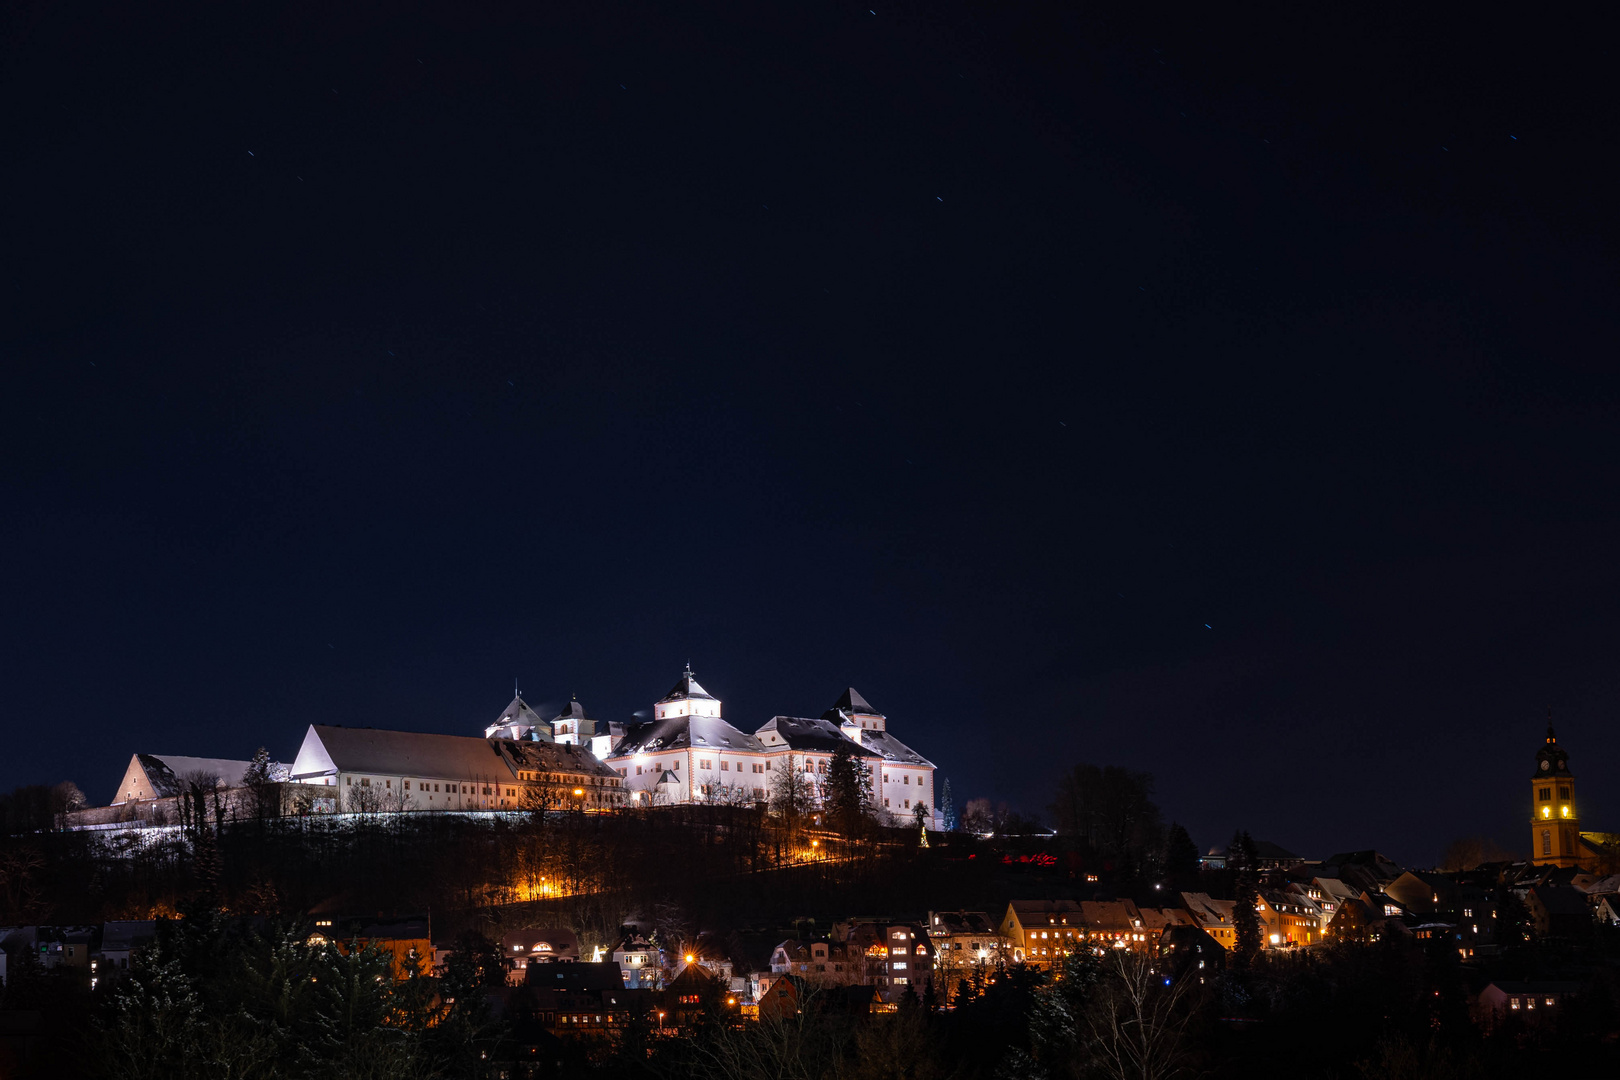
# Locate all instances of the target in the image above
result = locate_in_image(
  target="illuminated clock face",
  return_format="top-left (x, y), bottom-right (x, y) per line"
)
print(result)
top-left (1540, 760), bottom-right (1550, 770)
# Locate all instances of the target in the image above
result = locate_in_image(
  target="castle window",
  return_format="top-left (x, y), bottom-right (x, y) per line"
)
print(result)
top-left (1542, 830), bottom-right (1552, 856)
top-left (1539, 788), bottom-right (1551, 801)
top-left (1558, 786), bottom-right (1570, 800)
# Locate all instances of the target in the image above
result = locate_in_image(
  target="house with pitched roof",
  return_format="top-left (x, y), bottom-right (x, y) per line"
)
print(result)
top-left (999, 900), bottom-right (1084, 966)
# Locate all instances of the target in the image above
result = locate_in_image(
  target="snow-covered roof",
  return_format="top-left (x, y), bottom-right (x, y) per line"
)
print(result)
top-left (657, 667), bottom-right (717, 703)
top-left (832, 687), bottom-right (881, 716)
top-left (608, 713), bottom-right (765, 757)
top-left (137, 755), bottom-right (258, 797)
top-left (293, 725), bottom-right (514, 782)
top-left (756, 716), bottom-right (880, 757)
top-left (550, 700), bottom-right (592, 723)
top-left (857, 728), bottom-right (933, 767)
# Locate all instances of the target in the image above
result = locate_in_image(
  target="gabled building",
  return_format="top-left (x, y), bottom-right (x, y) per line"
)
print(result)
top-left (307, 915), bottom-right (431, 980)
top-left (999, 900), bottom-right (1083, 966)
top-left (96, 920), bottom-right (156, 980)
top-left (612, 935), bottom-right (661, 988)
top-left (1180, 893), bottom-right (1238, 951)
top-left (500, 927), bottom-right (581, 984)
top-left (111, 754), bottom-right (269, 805)
top-left (1305, 877), bottom-right (1362, 929)
top-left (1079, 900), bottom-right (1151, 952)
top-left (1526, 884), bottom-right (1592, 939)
top-left (1258, 888), bottom-right (1324, 947)
top-left (287, 724), bottom-right (625, 812)
top-left (928, 911), bottom-right (1011, 1001)
top-left (1475, 980), bottom-right (1583, 1028)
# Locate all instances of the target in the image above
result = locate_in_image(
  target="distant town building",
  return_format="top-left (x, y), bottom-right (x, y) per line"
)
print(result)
top-left (501, 927), bottom-right (581, 985)
top-left (998, 900), bottom-right (1084, 966)
top-left (927, 911), bottom-right (1011, 1001)
top-left (1474, 980), bottom-right (1583, 1028)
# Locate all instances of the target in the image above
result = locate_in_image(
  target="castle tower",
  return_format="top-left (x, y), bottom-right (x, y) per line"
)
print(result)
top-left (653, 665), bottom-right (722, 721)
top-left (486, 693), bottom-right (553, 742)
top-left (550, 700), bottom-right (594, 746)
top-left (1531, 721), bottom-right (1581, 868)
top-left (830, 687), bottom-right (886, 742)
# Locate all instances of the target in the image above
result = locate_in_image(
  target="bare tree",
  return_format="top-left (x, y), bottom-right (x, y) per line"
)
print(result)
top-left (0, 844), bottom-right (48, 922)
top-left (346, 780), bottom-right (385, 816)
top-left (769, 754), bottom-right (813, 818)
top-left (1085, 950), bottom-right (1196, 1080)
top-left (670, 987), bottom-right (847, 1080)
top-left (1438, 835), bottom-right (1517, 871)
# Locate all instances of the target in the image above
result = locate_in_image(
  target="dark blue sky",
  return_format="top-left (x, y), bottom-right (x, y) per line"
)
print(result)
top-left (4, 1), bottom-right (1617, 866)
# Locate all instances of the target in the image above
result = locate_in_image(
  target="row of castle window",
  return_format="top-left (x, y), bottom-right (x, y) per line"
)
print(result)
top-left (1537, 786), bottom-right (1571, 801)
top-left (346, 778), bottom-right (542, 797)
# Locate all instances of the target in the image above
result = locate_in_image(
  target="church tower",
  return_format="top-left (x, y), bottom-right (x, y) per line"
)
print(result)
top-left (1531, 721), bottom-right (1581, 868)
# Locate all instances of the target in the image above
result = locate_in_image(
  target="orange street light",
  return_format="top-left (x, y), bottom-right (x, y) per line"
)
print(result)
top-left (684, 953), bottom-right (695, 963)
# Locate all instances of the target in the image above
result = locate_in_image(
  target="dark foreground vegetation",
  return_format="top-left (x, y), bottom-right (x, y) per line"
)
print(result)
top-left (2, 770), bottom-right (1618, 1077)
top-left (4, 901), bottom-right (1619, 1079)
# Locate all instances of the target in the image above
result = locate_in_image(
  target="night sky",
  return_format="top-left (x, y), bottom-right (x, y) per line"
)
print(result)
top-left (4, 1), bottom-right (1617, 867)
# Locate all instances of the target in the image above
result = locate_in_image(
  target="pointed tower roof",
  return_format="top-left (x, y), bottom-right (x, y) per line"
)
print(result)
top-left (832, 687), bottom-right (880, 716)
top-left (658, 665), bottom-right (717, 703)
top-left (487, 693), bottom-right (552, 740)
top-left (495, 694), bottom-right (548, 730)
top-left (1534, 715), bottom-right (1574, 779)
top-left (550, 699), bottom-right (592, 724)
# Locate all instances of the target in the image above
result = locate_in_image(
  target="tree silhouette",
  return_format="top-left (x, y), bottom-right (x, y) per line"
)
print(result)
top-left (1230, 830), bottom-right (1261, 965)
top-left (825, 742), bottom-right (869, 835)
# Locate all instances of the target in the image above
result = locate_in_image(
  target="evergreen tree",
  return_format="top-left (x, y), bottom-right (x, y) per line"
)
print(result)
top-left (941, 778), bottom-right (958, 831)
top-left (244, 746), bottom-right (272, 786)
top-left (1230, 830), bottom-right (1261, 965)
top-left (825, 741), bottom-right (868, 834)
top-left (244, 746), bottom-right (277, 819)
top-left (1163, 822), bottom-right (1199, 885)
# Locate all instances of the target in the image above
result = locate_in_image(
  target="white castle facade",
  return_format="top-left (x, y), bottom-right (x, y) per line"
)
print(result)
top-left (102, 667), bottom-right (937, 825)
top-left (487, 668), bottom-right (937, 823)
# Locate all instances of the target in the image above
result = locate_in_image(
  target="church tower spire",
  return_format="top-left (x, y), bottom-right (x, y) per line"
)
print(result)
top-left (1531, 714), bottom-right (1581, 868)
